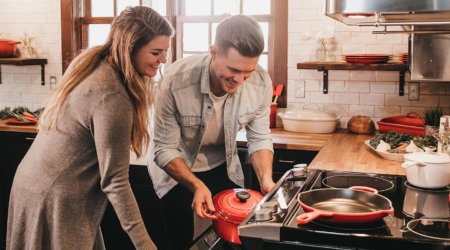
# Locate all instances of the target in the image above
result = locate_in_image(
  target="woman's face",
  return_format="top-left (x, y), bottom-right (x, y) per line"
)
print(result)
top-left (134, 35), bottom-right (171, 77)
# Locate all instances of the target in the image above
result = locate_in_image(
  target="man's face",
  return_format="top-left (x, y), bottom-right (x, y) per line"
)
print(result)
top-left (209, 46), bottom-right (259, 96)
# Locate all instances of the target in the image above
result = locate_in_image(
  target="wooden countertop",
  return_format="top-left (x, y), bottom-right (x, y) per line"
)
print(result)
top-left (308, 131), bottom-right (405, 175)
top-left (237, 128), bottom-right (333, 151)
top-left (0, 120), bottom-right (38, 133)
top-left (237, 128), bottom-right (405, 175)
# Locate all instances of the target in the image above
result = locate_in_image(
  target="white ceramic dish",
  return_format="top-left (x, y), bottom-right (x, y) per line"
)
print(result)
top-left (364, 140), bottom-right (409, 161)
top-left (278, 104), bottom-right (340, 133)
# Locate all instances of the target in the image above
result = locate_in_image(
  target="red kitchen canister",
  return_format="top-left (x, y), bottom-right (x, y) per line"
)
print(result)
top-left (202, 188), bottom-right (263, 245)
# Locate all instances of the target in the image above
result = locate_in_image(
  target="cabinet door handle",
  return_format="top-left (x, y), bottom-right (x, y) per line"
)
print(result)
top-left (25, 137), bottom-right (35, 141)
top-left (278, 159), bottom-right (295, 164)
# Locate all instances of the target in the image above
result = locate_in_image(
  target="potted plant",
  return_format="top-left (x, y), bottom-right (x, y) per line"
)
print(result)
top-left (423, 106), bottom-right (445, 135)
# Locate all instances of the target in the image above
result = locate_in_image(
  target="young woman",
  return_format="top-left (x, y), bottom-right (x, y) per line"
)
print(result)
top-left (7, 6), bottom-right (173, 250)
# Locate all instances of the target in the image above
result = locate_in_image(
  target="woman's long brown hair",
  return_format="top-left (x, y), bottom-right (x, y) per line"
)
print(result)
top-left (40, 6), bottom-right (173, 157)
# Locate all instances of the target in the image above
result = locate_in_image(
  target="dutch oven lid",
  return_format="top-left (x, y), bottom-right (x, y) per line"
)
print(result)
top-left (213, 188), bottom-right (263, 224)
top-left (282, 104), bottom-right (339, 122)
top-left (404, 152), bottom-right (450, 164)
top-left (379, 112), bottom-right (424, 127)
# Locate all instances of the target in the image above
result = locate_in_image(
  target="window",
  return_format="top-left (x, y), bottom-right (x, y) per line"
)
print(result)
top-left (61, 0), bottom-right (287, 106)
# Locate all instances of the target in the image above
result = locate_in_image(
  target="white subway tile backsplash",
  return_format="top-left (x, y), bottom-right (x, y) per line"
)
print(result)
top-left (376, 71), bottom-right (399, 81)
top-left (375, 106), bottom-right (401, 118)
top-left (328, 80), bottom-right (344, 92)
top-left (311, 92), bottom-right (335, 104)
top-left (401, 107), bottom-right (425, 116)
top-left (349, 105), bottom-right (374, 117)
top-left (335, 93), bottom-right (359, 104)
top-left (371, 81), bottom-right (396, 94)
top-left (344, 81), bottom-right (370, 93)
top-left (304, 80), bottom-right (320, 91)
top-left (360, 94), bottom-right (384, 105)
top-left (325, 104), bottom-right (349, 117)
top-left (3, 92), bottom-right (21, 102)
top-left (366, 45), bottom-right (393, 54)
top-left (350, 32), bottom-right (375, 45)
top-left (328, 70), bottom-right (350, 81)
top-left (349, 71), bottom-right (376, 81)
top-left (385, 94), bottom-right (410, 106)
top-left (411, 95), bottom-right (440, 107)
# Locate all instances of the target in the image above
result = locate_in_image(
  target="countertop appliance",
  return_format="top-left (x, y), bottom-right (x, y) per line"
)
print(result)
top-left (237, 169), bottom-right (450, 249)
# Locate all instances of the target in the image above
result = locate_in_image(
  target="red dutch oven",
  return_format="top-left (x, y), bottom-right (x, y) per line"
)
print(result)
top-left (202, 188), bottom-right (263, 245)
top-left (296, 186), bottom-right (394, 225)
top-left (0, 39), bottom-right (21, 58)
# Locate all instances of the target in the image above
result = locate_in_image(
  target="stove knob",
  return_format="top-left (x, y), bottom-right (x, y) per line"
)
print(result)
top-left (292, 164), bottom-right (307, 177)
top-left (254, 208), bottom-right (272, 222)
top-left (261, 200), bottom-right (278, 213)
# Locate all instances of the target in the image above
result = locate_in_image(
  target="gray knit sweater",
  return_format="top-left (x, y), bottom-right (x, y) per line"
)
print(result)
top-left (7, 60), bottom-right (155, 250)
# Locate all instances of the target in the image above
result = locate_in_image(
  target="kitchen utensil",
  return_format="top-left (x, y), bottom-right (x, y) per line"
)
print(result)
top-left (202, 188), bottom-right (263, 245)
top-left (0, 39), bottom-right (21, 58)
top-left (347, 115), bottom-right (375, 134)
top-left (377, 112), bottom-right (425, 137)
top-left (295, 186), bottom-right (393, 224)
top-left (272, 83), bottom-right (284, 104)
top-left (402, 152), bottom-right (450, 189)
top-left (270, 103), bottom-right (277, 128)
top-left (402, 185), bottom-right (449, 218)
top-left (277, 103), bottom-right (340, 133)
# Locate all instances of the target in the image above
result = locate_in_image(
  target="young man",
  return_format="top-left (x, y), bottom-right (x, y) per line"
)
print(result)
top-left (149, 15), bottom-right (275, 249)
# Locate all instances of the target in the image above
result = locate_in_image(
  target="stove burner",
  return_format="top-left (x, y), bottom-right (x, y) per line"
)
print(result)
top-left (307, 214), bottom-right (393, 231)
top-left (321, 175), bottom-right (394, 192)
top-left (404, 181), bottom-right (450, 193)
top-left (406, 218), bottom-right (450, 241)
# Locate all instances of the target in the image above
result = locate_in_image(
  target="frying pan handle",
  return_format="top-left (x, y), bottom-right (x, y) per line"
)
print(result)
top-left (201, 204), bottom-right (218, 220)
top-left (296, 210), bottom-right (334, 224)
top-left (349, 186), bottom-right (378, 194)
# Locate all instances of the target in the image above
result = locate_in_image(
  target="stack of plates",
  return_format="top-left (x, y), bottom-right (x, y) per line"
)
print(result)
top-left (342, 54), bottom-right (392, 64)
top-left (399, 53), bottom-right (408, 64)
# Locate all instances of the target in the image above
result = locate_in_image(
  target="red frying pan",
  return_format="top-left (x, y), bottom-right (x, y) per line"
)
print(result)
top-left (296, 186), bottom-right (394, 224)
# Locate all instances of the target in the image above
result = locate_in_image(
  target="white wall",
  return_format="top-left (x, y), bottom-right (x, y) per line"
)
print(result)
top-left (0, 0), bottom-right (62, 110)
top-left (288, 0), bottom-right (450, 128)
top-left (0, 0), bottom-right (449, 126)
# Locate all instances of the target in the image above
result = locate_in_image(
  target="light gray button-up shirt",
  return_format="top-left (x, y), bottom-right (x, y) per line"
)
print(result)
top-left (148, 54), bottom-right (273, 198)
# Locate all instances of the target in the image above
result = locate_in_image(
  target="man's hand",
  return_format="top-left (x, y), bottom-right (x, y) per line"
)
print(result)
top-left (192, 182), bottom-right (215, 218)
top-left (259, 177), bottom-right (276, 194)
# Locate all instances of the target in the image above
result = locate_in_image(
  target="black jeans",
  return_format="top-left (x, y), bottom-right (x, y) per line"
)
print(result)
top-left (161, 163), bottom-right (239, 250)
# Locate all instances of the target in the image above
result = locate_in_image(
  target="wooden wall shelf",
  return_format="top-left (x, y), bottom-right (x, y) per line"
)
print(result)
top-left (0, 58), bottom-right (48, 85)
top-left (297, 62), bottom-right (408, 95)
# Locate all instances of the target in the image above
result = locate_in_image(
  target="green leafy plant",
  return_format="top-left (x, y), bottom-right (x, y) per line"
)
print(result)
top-left (423, 106), bottom-right (445, 126)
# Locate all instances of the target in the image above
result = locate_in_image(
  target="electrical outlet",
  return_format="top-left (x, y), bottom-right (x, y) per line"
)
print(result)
top-left (50, 76), bottom-right (57, 90)
top-left (408, 82), bottom-right (420, 101)
top-left (295, 80), bottom-right (305, 98)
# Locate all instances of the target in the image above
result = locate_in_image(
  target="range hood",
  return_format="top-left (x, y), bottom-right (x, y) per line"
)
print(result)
top-left (325, 0), bottom-right (450, 33)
